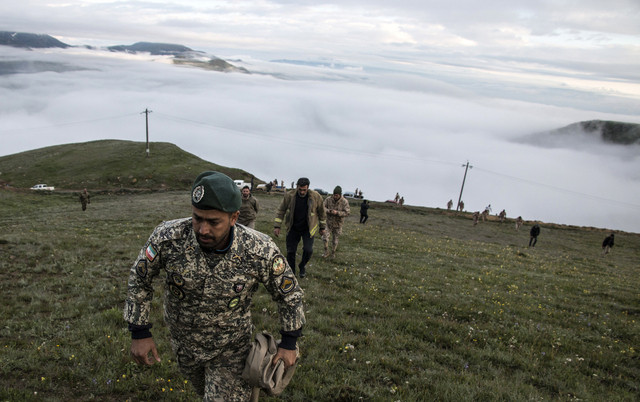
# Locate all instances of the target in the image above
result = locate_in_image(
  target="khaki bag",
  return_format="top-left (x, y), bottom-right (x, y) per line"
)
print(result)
top-left (242, 331), bottom-right (298, 397)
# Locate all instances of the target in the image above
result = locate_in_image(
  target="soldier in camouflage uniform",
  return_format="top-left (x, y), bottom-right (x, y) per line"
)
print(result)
top-left (124, 171), bottom-right (304, 401)
top-left (79, 188), bottom-right (90, 211)
top-left (322, 186), bottom-right (350, 258)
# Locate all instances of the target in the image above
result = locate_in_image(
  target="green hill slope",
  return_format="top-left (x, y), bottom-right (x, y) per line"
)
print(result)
top-left (0, 139), bottom-right (255, 190)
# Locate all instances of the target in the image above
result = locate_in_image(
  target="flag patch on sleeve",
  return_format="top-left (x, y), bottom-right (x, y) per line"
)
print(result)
top-left (145, 244), bottom-right (158, 261)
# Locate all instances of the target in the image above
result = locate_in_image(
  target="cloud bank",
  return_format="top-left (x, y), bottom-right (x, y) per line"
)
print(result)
top-left (1, 45), bottom-right (639, 233)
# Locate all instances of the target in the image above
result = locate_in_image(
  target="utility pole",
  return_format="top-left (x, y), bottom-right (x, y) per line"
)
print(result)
top-left (141, 108), bottom-right (152, 157)
top-left (457, 161), bottom-right (472, 211)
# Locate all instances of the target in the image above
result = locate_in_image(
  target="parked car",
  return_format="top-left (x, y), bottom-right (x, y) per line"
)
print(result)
top-left (234, 180), bottom-right (249, 189)
top-left (343, 191), bottom-right (356, 198)
top-left (30, 184), bottom-right (55, 191)
top-left (314, 188), bottom-right (328, 195)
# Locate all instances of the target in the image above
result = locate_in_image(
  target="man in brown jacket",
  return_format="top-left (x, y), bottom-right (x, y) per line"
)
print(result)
top-left (238, 185), bottom-right (259, 229)
top-left (274, 177), bottom-right (326, 278)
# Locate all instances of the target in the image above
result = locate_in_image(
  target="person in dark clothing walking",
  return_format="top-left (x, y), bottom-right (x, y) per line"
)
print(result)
top-left (602, 233), bottom-right (615, 255)
top-left (274, 178), bottom-right (326, 278)
top-left (360, 199), bottom-right (370, 224)
top-left (529, 223), bottom-right (540, 247)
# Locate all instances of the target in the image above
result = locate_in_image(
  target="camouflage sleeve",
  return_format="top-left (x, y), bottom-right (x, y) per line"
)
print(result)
top-left (253, 197), bottom-right (259, 214)
top-left (342, 198), bottom-right (351, 217)
top-left (259, 242), bottom-right (305, 333)
top-left (123, 227), bottom-right (164, 326)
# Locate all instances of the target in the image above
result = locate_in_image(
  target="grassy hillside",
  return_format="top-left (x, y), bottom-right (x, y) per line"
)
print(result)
top-left (0, 140), bottom-right (256, 191)
top-left (0, 189), bottom-right (638, 400)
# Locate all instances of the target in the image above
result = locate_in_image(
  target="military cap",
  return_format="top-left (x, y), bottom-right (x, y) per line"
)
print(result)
top-left (333, 186), bottom-right (342, 195)
top-left (191, 171), bottom-right (241, 212)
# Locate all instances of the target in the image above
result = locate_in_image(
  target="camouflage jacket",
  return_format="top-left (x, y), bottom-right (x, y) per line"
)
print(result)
top-left (323, 196), bottom-right (350, 229)
top-left (274, 189), bottom-right (326, 237)
top-left (123, 219), bottom-right (305, 357)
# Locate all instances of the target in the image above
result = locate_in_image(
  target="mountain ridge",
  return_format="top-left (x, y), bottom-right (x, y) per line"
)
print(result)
top-left (0, 31), bottom-right (248, 73)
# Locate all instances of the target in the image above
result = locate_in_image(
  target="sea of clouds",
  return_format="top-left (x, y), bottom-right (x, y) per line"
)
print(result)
top-left (1, 45), bottom-right (639, 232)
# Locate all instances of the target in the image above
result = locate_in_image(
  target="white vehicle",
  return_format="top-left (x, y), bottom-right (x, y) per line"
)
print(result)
top-left (234, 180), bottom-right (248, 189)
top-left (30, 184), bottom-right (55, 191)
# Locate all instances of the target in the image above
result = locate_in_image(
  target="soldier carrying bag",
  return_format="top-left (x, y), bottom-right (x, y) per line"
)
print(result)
top-left (242, 331), bottom-right (299, 400)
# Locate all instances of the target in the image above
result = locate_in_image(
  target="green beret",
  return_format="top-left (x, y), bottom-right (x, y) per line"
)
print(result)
top-left (333, 186), bottom-right (342, 195)
top-left (191, 171), bottom-right (241, 212)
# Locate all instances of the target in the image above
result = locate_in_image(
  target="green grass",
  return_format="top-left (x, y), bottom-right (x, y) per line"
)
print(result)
top-left (1, 189), bottom-right (638, 401)
top-left (0, 140), bottom-right (255, 190)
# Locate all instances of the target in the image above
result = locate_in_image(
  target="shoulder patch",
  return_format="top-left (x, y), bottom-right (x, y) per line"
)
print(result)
top-left (279, 276), bottom-right (295, 294)
top-left (135, 259), bottom-right (148, 278)
top-left (272, 255), bottom-right (286, 276)
top-left (228, 296), bottom-right (240, 309)
top-left (145, 244), bottom-right (158, 261)
top-left (168, 284), bottom-right (185, 300)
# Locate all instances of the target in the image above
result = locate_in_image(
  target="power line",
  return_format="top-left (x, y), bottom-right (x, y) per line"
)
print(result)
top-left (0, 113), bottom-right (140, 133)
top-left (473, 166), bottom-right (640, 209)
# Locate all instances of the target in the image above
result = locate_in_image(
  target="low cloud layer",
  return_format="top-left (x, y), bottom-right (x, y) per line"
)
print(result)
top-left (1, 45), bottom-right (639, 232)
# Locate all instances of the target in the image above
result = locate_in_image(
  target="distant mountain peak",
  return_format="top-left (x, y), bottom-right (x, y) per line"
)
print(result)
top-left (572, 120), bottom-right (640, 145)
top-left (107, 42), bottom-right (196, 56)
top-left (0, 31), bottom-right (70, 49)
top-left (517, 120), bottom-right (640, 152)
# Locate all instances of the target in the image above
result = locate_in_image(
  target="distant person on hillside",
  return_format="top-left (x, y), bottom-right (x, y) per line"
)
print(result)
top-left (602, 233), bottom-right (615, 255)
top-left (394, 193), bottom-right (400, 203)
top-left (447, 199), bottom-right (453, 210)
top-left (499, 209), bottom-right (506, 223)
top-left (529, 223), bottom-right (540, 247)
top-left (515, 216), bottom-right (523, 230)
top-left (79, 188), bottom-right (90, 211)
top-left (266, 181), bottom-right (273, 193)
top-left (237, 185), bottom-right (259, 229)
top-left (458, 200), bottom-right (465, 212)
top-left (472, 211), bottom-right (480, 226)
top-left (124, 171), bottom-right (304, 401)
top-left (399, 197), bottom-right (405, 207)
top-left (322, 186), bottom-right (350, 258)
top-left (360, 200), bottom-right (370, 224)
top-left (274, 177), bottom-right (326, 278)
top-left (481, 208), bottom-right (489, 222)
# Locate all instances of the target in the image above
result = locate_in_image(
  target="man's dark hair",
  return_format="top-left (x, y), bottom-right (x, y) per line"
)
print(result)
top-left (297, 177), bottom-right (310, 187)
top-left (242, 185), bottom-right (250, 190)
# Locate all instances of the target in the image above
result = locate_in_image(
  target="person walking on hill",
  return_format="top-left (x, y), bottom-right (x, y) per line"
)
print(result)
top-left (602, 233), bottom-right (615, 255)
top-left (124, 171), bottom-right (304, 401)
top-left (360, 200), bottom-right (370, 224)
top-left (447, 199), bottom-right (453, 210)
top-left (472, 211), bottom-right (480, 226)
top-left (529, 223), bottom-right (540, 247)
top-left (237, 185), bottom-right (259, 229)
top-left (274, 177), bottom-right (326, 278)
top-left (322, 186), bottom-right (350, 258)
top-left (515, 216), bottom-right (523, 230)
top-left (499, 209), bottom-right (506, 223)
top-left (79, 188), bottom-right (90, 211)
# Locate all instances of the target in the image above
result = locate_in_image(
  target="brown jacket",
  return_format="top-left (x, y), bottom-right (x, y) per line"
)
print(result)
top-left (274, 189), bottom-right (326, 237)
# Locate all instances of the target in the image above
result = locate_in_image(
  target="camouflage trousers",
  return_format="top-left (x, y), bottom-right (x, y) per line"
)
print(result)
top-left (322, 225), bottom-right (343, 254)
top-left (176, 338), bottom-right (252, 402)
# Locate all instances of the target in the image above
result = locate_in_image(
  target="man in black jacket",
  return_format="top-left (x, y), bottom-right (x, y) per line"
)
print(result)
top-left (529, 223), bottom-right (540, 247)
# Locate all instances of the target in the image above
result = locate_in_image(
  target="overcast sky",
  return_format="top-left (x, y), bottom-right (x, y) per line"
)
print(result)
top-left (1, 1), bottom-right (639, 232)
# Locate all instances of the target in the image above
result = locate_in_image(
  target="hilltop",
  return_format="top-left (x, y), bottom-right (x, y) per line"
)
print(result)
top-left (0, 140), bottom-right (257, 191)
top-left (0, 31), bottom-right (69, 48)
